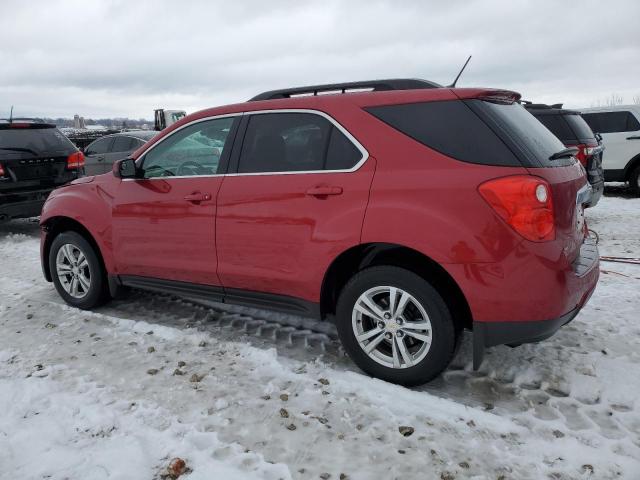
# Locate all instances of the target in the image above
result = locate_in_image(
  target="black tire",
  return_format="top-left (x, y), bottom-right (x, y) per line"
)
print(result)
top-left (49, 231), bottom-right (108, 309)
top-left (630, 164), bottom-right (640, 197)
top-left (335, 266), bottom-right (456, 386)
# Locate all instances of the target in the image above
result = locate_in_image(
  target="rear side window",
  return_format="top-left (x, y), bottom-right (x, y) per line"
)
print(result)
top-left (237, 113), bottom-right (363, 173)
top-left (582, 111), bottom-right (640, 133)
top-left (0, 127), bottom-right (76, 156)
top-left (365, 100), bottom-right (520, 166)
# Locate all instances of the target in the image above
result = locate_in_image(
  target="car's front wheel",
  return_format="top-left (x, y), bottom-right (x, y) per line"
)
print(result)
top-left (49, 231), bottom-right (108, 309)
top-left (335, 266), bottom-right (456, 386)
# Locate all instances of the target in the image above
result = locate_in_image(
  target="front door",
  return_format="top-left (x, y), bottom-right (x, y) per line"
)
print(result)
top-left (112, 115), bottom-right (238, 285)
top-left (84, 136), bottom-right (114, 175)
top-left (216, 111), bottom-right (374, 303)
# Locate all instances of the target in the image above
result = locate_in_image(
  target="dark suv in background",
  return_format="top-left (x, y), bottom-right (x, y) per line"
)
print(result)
top-left (524, 103), bottom-right (604, 207)
top-left (0, 119), bottom-right (84, 221)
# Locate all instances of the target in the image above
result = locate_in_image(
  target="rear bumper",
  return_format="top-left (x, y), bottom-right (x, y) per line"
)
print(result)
top-left (0, 188), bottom-right (53, 220)
top-left (470, 238), bottom-right (599, 368)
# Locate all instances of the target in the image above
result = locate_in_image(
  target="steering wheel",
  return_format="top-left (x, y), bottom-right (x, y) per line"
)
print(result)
top-left (176, 160), bottom-right (205, 176)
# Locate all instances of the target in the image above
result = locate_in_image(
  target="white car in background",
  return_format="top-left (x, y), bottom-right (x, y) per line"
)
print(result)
top-left (581, 105), bottom-right (640, 195)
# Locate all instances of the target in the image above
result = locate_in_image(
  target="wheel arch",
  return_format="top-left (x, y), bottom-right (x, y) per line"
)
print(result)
top-left (320, 242), bottom-right (473, 332)
top-left (624, 152), bottom-right (640, 180)
top-left (42, 216), bottom-right (108, 283)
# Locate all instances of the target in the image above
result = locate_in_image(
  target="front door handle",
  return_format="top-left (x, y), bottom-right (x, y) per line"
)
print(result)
top-left (626, 136), bottom-right (640, 140)
top-left (96, 156), bottom-right (105, 161)
top-left (305, 186), bottom-right (343, 197)
top-left (184, 192), bottom-right (211, 203)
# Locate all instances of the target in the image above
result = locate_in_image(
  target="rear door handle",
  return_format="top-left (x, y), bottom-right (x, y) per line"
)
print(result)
top-left (184, 192), bottom-right (211, 203)
top-left (305, 186), bottom-right (343, 197)
top-left (626, 136), bottom-right (640, 140)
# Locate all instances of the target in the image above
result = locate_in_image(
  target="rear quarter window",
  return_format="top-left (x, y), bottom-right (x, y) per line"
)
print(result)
top-left (582, 111), bottom-right (640, 134)
top-left (531, 114), bottom-right (576, 142)
top-left (365, 100), bottom-right (520, 167)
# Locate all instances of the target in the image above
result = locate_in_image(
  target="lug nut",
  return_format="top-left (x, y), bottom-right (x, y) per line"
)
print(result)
top-left (377, 321), bottom-right (385, 329)
top-left (396, 318), bottom-right (404, 325)
top-left (396, 331), bottom-right (404, 338)
top-left (383, 312), bottom-right (391, 320)
top-left (385, 333), bottom-right (392, 340)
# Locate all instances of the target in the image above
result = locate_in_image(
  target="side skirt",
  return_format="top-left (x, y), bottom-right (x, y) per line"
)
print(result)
top-left (116, 275), bottom-right (320, 319)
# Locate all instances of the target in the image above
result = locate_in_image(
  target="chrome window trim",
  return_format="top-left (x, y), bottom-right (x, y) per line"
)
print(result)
top-left (227, 108), bottom-right (369, 176)
top-left (127, 109), bottom-right (368, 181)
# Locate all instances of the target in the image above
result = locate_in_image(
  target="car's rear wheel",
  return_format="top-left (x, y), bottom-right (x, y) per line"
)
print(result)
top-left (630, 164), bottom-right (640, 196)
top-left (49, 231), bottom-right (108, 309)
top-left (335, 266), bottom-right (456, 386)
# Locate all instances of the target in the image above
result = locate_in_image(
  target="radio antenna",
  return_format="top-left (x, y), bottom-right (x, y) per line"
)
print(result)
top-left (9, 105), bottom-right (13, 123)
top-left (448, 55), bottom-right (472, 88)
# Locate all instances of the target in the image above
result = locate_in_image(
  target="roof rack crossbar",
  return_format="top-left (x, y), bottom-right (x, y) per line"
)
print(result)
top-left (249, 78), bottom-right (442, 101)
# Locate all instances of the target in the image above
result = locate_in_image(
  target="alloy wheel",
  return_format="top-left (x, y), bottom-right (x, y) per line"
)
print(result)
top-left (55, 243), bottom-right (91, 299)
top-left (352, 286), bottom-right (432, 369)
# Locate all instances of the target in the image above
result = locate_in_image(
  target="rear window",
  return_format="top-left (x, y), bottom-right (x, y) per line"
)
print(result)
top-left (469, 100), bottom-right (568, 167)
top-left (582, 111), bottom-right (640, 134)
top-left (533, 114), bottom-right (575, 141)
top-left (0, 127), bottom-right (76, 156)
top-left (365, 100), bottom-right (520, 166)
top-left (564, 114), bottom-right (596, 140)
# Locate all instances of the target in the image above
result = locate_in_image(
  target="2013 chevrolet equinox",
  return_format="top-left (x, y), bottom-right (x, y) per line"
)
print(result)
top-left (40, 79), bottom-right (599, 385)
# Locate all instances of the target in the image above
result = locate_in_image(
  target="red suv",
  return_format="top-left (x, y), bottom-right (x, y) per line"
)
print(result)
top-left (40, 79), bottom-right (599, 385)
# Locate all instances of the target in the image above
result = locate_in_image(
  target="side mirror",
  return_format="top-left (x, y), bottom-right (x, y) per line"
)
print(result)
top-left (113, 157), bottom-right (138, 179)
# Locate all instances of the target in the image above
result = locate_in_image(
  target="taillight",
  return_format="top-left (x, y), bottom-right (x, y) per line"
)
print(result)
top-left (478, 175), bottom-right (555, 242)
top-left (66, 151), bottom-right (85, 170)
top-left (0, 163), bottom-right (5, 177)
top-left (573, 144), bottom-right (588, 167)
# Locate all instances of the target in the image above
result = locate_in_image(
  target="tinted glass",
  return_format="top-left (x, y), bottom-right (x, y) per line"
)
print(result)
top-left (111, 136), bottom-right (135, 152)
top-left (0, 127), bottom-right (76, 156)
top-left (470, 100), bottom-right (567, 167)
top-left (238, 113), bottom-right (361, 173)
top-left (582, 111), bottom-right (640, 133)
top-left (366, 100), bottom-right (520, 166)
top-left (533, 114), bottom-right (575, 141)
top-left (141, 117), bottom-right (234, 178)
top-left (325, 126), bottom-right (362, 170)
top-left (86, 137), bottom-right (113, 155)
top-left (564, 114), bottom-right (595, 140)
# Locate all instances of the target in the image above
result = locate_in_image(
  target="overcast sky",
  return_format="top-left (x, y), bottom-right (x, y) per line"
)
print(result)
top-left (1, 0), bottom-right (639, 119)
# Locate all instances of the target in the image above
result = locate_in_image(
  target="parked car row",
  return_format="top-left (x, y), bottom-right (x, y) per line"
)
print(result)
top-left (39, 78), bottom-right (600, 385)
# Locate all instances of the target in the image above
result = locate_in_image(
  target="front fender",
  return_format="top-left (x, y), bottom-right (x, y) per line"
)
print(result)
top-left (40, 176), bottom-right (117, 273)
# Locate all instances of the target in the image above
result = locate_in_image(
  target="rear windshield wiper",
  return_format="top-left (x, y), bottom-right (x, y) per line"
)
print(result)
top-left (0, 146), bottom-right (40, 155)
top-left (549, 147), bottom-right (579, 160)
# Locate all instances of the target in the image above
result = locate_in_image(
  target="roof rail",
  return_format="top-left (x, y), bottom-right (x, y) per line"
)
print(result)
top-left (249, 78), bottom-right (442, 101)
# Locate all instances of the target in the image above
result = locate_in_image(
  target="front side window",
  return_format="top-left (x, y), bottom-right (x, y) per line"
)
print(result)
top-left (237, 112), bottom-right (362, 173)
top-left (141, 117), bottom-right (235, 178)
top-left (111, 136), bottom-right (135, 153)
top-left (85, 137), bottom-right (113, 155)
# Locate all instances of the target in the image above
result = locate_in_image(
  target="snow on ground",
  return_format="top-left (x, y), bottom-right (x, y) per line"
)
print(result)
top-left (0, 189), bottom-right (639, 480)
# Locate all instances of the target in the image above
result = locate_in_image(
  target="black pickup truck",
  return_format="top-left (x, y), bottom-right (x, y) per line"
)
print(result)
top-left (0, 120), bottom-right (84, 221)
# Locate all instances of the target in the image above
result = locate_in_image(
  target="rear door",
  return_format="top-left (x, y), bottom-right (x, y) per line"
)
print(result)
top-left (112, 115), bottom-right (239, 285)
top-left (582, 111), bottom-right (640, 171)
top-left (216, 110), bottom-right (374, 303)
top-left (84, 136), bottom-right (114, 175)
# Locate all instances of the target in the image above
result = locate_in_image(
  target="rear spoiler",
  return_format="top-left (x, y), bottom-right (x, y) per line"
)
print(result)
top-left (453, 88), bottom-right (521, 105)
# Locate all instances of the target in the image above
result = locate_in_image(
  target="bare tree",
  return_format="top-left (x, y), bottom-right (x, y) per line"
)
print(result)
top-left (633, 94), bottom-right (640, 105)
top-left (605, 93), bottom-right (625, 106)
